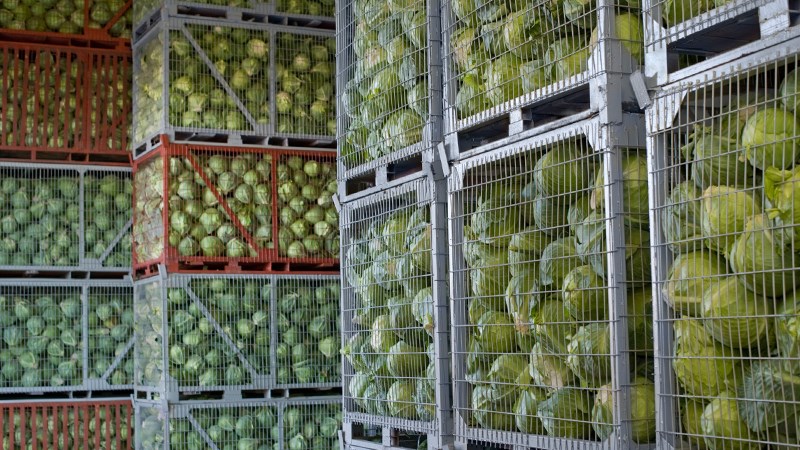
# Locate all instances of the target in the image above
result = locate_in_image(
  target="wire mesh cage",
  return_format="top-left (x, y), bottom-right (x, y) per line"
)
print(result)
top-left (0, 1), bottom-right (133, 41)
top-left (0, 398), bottom-right (134, 450)
top-left (335, 0), bottom-right (443, 181)
top-left (447, 116), bottom-right (655, 449)
top-left (134, 271), bottom-right (341, 398)
top-left (0, 162), bottom-right (131, 273)
top-left (131, 141), bottom-right (338, 276)
top-left (132, 0), bottom-right (269, 29)
top-left (0, 279), bottom-right (134, 393)
top-left (441, 0), bottom-right (643, 142)
top-left (135, 396), bottom-right (341, 450)
top-left (647, 36), bottom-right (800, 450)
top-left (340, 175), bottom-right (452, 446)
top-left (0, 41), bottom-right (132, 163)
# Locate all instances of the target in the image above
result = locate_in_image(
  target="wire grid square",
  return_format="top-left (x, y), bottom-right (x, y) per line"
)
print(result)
top-left (448, 119), bottom-right (655, 448)
top-left (441, 0), bottom-right (644, 134)
top-left (341, 178), bottom-right (442, 432)
top-left (647, 46), bottom-right (800, 450)
top-left (336, 0), bottom-right (441, 178)
top-left (274, 31), bottom-right (337, 139)
top-left (87, 284), bottom-right (136, 388)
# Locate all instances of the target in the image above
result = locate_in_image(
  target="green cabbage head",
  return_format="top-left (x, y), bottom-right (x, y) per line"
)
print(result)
top-left (591, 377), bottom-right (656, 443)
top-left (741, 107), bottom-right (800, 170)
top-left (700, 186), bottom-right (762, 255)
top-left (701, 276), bottom-right (773, 349)
top-left (672, 318), bottom-right (742, 396)
top-left (700, 393), bottom-right (760, 450)
top-left (665, 250), bottom-right (728, 317)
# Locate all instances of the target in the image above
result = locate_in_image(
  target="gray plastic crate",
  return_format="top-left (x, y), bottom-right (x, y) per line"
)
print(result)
top-left (335, 0), bottom-right (444, 187)
top-left (135, 396), bottom-right (341, 450)
top-left (448, 115), bottom-right (654, 450)
top-left (0, 279), bottom-right (134, 393)
top-left (646, 35), bottom-right (800, 450)
top-left (0, 162), bottom-right (131, 274)
top-left (441, 0), bottom-right (644, 158)
top-left (133, 270), bottom-right (341, 399)
top-left (340, 174), bottom-right (453, 449)
top-left (132, 17), bottom-right (336, 160)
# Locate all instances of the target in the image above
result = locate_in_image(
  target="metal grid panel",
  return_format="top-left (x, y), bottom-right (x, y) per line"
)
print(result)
top-left (0, 398), bottom-right (134, 450)
top-left (133, 0), bottom-right (266, 26)
top-left (441, 0), bottom-right (643, 134)
top-left (88, 49), bottom-right (134, 155)
top-left (135, 396), bottom-right (341, 450)
top-left (647, 42), bottom-right (800, 450)
top-left (0, 162), bottom-right (131, 272)
top-left (274, 31), bottom-right (337, 139)
top-left (0, 1), bottom-right (132, 40)
top-left (335, 0), bottom-right (443, 180)
top-left (0, 279), bottom-right (134, 393)
top-left (340, 176), bottom-right (452, 447)
top-left (448, 117), bottom-right (654, 449)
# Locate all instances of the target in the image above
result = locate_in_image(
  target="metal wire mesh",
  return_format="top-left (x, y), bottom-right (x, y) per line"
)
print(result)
top-left (277, 0), bottom-right (334, 17)
top-left (132, 0), bottom-right (258, 25)
top-left (648, 52), bottom-right (800, 450)
top-left (441, 0), bottom-right (643, 131)
top-left (282, 401), bottom-right (342, 450)
top-left (341, 180), bottom-right (439, 427)
top-left (0, 1), bottom-right (132, 39)
top-left (134, 274), bottom-right (273, 394)
top-left (275, 32), bottom-right (337, 138)
top-left (89, 51), bottom-right (133, 153)
top-left (85, 171), bottom-right (134, 268)
top-left (337, 0), bottom-right (435, 172)
top-left (133, 29), bottom-right (165, 148)
top-left (448, 123), bottom-right (654, 447)
top-left (88, 285), bottom-right (135, 388)
top-left (275, 277), bottom-right (341, 386)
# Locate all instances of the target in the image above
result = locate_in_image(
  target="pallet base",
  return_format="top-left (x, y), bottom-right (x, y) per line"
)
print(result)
top-left (0, 148), bottom-right (131, 166)
top-left (343, 421), bottom-right (440, 450)
top-left (135, 386), bottom-right (342, 402)
top-left (134, 259), bottom-right (339, 279)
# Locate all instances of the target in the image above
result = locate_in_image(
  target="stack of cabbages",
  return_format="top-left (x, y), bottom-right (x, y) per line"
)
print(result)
top-left (275, 33), bottom-right (337, 137)
top-left (135, 279), bottom-right (271, 391)
top-left (0, 0), bottom-right (132, 38)
top-left (339, 0), bottom-right (430, 168)
top-left (133, 25), bottom-right (271, 144)
top-left (88, 288), bottom-right (135, 387)
top-left (276, 280), bottom-right (341, 385)
top-left (661, 68), bottom-right (800, 450)
top-left (447, 0), bottom-right (643, 120)
top-left (1, 403), bottom-right (132, 447)
top-left (342, 204), bottom-right (437, 421)
top-left (460, 143), bottom-right (656, 442)
top-left (0, 170), bottom-right (131, 268)
top-left (138, 402), bottom-right (341, 450)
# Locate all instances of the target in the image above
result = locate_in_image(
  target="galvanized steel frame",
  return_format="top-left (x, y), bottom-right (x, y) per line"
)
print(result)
top-left (0, 278), bottom-right (135, 394)
top-left (339, 174), bottom-right (453, 450)
top-left (447, 114), bottom-right (650, 450)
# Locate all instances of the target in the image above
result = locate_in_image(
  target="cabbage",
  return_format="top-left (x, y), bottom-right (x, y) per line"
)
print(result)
top-left (537, 388), bottom-right (594, 438)
top-left (665, 251), bottom-right (729, 317)
top-left (504, 270), bottom-right (540, 333)
top-left (562, 264), bottom-right (608, 321)
top-left (539, 237), bottom-right (582, 287)
top-left (700, 186), bottom-right (762, 255)
top-left (471, 384), bottom-right (516, 431)
top-left (575, 212), bottom-right (652, 283)
top-left (662, 0), bottom-right (713, 25)
top-left (738, 362), bottom-right (800, 434)
top-left (765, 166), bottom-right (800, 245)
top-left (589, 13), bottom-right (643, 65)
top-left (592, 378), bottom-right (656, 443)
top-left (532, 195), bottom-right (570, 236)
top-left (534, 144), bottom-right (595, 198)
top-left (673, 318), bottom-right (743, 396)
top-left (486, 354), bottom-right (530, 402)
top-left (701, 276), bottom-right (773, 349)
top-left (515, 389), bottom-right (545, 434)
top-left (387, 380), bottom-right (418, 419)
top-left (508, 227), bottom-right (552, 276)
top-left (683, 400), bottom-right (710, 450)
top-left (470, 185), bottom-right (523, 248)
top-left (661, 181), bottom-right (705, 253)
top-left (531, 298), bottom-right (575, 356)
top-left (701, 393), bottom-right (760, 450)
top-left (682, 123), bottom-right (758, 191)
top-left (529, 343), bottom-right (574, 392)
top-left (592, 152), bottom-right (650, 227)
top-left (741, 107), bottom-right (800, 170)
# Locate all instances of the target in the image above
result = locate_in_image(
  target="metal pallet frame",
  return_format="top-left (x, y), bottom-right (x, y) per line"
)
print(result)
top-left (0, 161), bottom-right (132, 275)
top-left (133, 267), bottom-right (341, 400)
top-left (447, 114), bottom-right (651, 450)
top-left (339, 173), bottom-right (453, 450)
top-left (441, 0), bottom-right (642, 159)
top-left (0, 278), bottom-right (134, 394)
top-left (334, 0), bottom-right (445, 189)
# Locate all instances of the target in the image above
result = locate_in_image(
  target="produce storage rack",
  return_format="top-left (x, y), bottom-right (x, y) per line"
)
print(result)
top-left (132, 1), bottom-right (335, 44)
top-left (642, 0), bottom-right (799, 86)
top-left (133, 269), bottom-right (341, 401)
top-left (448, 115), bottom-right (655, 450)
top-left (0, 279), bottom-right (134, 394)
top-left (0, 162), bottom-right (132, 276)
top-left (0, 38), bottom-right (132, 166)
top-left (134, 395), bottom-right (341, 450)
top-left (0, 1), bottom-right (133, 44)
top-left (0, 398), bottom-right (134, 449)
top-left (131, 138), bottom-right (339, 278)
top-left (340, 174), bottom-right (453, 450)
top-left (335, 0), bottom-right (445, 191)
top-left (131, 18), bottom-right (336, 159)
top-left (646, 33), bottom-right (800, 450)
top-left (441, 0), bottom-right (643, 157)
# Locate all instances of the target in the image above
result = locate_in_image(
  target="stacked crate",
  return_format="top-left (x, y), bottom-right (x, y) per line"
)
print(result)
top-left (130, 3), bottom-right (342, 449)
top-left (0, 3), bottom-right (136, 448)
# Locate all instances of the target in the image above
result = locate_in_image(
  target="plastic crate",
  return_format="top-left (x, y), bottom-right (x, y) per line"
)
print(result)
top-left (0, 162), bottom-right (131, 274)
top-left (132, 18), bottom-right (336, 159)
top-left (132, 139), bottom-right (338, 277)
top-left (0, 398), bottom-right (134, 449)
top-left (0, 40), bottom-right (132, 165)
top-left (447, 115), bottom-right (653, 449)
top-left (441, 0), bottom-right (643, 155)
top-left (133, 271), bottom-right (340, 399)
top-left (646, 35), bottom-right (800, 450)
top-left (340, 174), bottom-right (453, 449)
top-left (0, 1), bottom-right (133, 42)
top-left (0, 279), bottom-right (134, 393)
top-left (335, 0), bottom-right (444, 186)
top-left (135, 396), bottom-right (340, 450)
